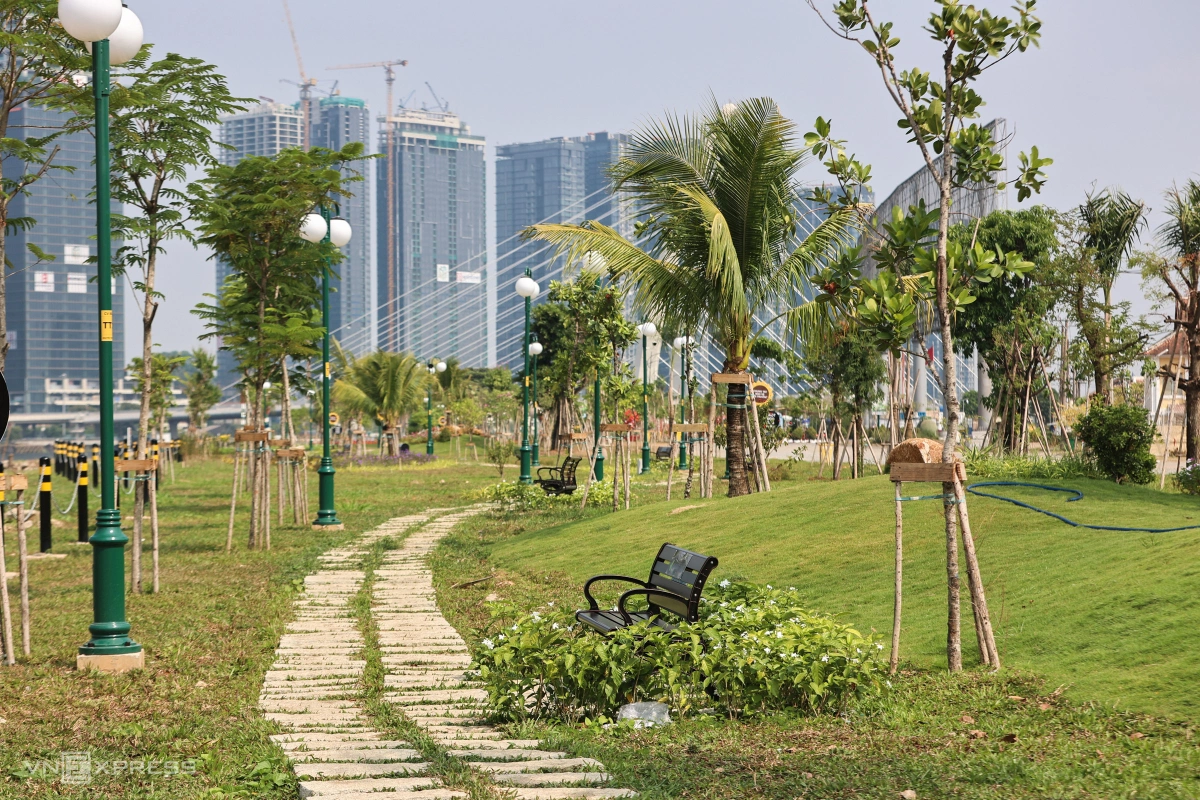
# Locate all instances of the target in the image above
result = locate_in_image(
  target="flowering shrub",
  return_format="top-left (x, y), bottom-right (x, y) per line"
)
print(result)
top-left (1173, 460), bottom-right (1200, 495)
top-left (472, 582), bottom-right (885, 721)
top-left (474, 479), bottom-right (611, 510)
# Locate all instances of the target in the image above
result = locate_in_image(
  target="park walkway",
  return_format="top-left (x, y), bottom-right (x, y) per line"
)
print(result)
top-left (260, 508), bottom-right (635, 799)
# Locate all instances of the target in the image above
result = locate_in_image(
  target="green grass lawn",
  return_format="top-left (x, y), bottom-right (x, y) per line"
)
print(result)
top-left (425, 469), bottom-right (1200, 799)
top-left (0, 449), bottom-right (498, 799)
top-left (483, 474), bottom-right (1200, 718)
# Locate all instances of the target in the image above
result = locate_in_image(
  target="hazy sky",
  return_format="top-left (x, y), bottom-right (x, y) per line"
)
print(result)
top-left (129, 0), bottom-right (1199, 360)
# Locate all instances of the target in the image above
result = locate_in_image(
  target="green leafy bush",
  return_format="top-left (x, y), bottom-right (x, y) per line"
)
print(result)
top-left (1074, 403), bottom-right (1157, 485)
top-left (962, 449), bottom-right (1102, 480)
top-left (1173, 460), bottom-right (1200, 495)
top-left (475, 479), bottom-right (610, 510)
top-left (472, 582), bottom-right (885, 722)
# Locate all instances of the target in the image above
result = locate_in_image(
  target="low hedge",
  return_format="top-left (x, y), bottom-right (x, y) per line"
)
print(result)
top-left (472, 581), bottom-right (886, 722)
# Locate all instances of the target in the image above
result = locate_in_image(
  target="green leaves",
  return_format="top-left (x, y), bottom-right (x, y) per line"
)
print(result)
top-left (1013, 146), bottom-right (1053, 202)
top-left (471, 582), bottom-right (885, 721)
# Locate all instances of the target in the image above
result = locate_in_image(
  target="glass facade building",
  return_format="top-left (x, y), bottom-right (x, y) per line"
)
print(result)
top-left (215, 98), bottom-right (373, 392)
top-left (376, 108), bottom-right (487, 365)
top-left (492, 131), bottom-right (628, 368)
top-left (5, 104), bottom-right (124, 414)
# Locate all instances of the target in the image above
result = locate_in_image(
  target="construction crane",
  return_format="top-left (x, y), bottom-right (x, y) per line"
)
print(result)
top-left (281, 0), bottom-right (317, 150)
top-left (327, 58), bottom-right (409, 351)
top-left (424, 82), bottom-right (449, 112)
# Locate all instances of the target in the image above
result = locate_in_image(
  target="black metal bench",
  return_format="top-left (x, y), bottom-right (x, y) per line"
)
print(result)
top-left (534, 456), bottom-right (582, 496)
top-left (576, 543), bottom-right (719, 635)
top-left (654, 445), bottom-right (673, 462)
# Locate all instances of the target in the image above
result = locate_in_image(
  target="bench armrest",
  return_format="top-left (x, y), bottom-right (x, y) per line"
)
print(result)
top-left (582, 574), bottom-right (648, 611)
top-left (535, 466), bottom-right (561, 481)
top-left (617, 587), bottom-right (687, 625)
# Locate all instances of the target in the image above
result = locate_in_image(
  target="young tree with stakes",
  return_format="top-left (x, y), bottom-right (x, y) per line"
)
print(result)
top-left (808, 0), bottom-right (1051, 671)
top-left (65, 49), bottom-right (248, 464)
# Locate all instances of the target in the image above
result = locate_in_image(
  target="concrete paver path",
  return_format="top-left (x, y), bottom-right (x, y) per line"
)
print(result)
top-left (262, 509), bottom-right (636, 799)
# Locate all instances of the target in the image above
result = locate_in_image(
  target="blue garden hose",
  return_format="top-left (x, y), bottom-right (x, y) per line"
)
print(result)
top-left (965, 481), bottom-right (1200, 534)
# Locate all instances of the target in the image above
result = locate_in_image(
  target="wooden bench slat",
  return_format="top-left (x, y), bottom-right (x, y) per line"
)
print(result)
top-left (234, 431), bottom-right (269, 443)
top-left (711, 373), bottom-right (752, 384)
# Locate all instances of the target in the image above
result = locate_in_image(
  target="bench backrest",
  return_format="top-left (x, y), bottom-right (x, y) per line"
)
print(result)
top-left (646, 543), bottom-right (718, 623)
top-left (561, 457), bottom-right (582, 483)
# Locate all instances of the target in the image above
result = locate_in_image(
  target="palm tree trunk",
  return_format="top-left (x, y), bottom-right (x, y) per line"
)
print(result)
top-left (726, 381), bottom-right (751, 497)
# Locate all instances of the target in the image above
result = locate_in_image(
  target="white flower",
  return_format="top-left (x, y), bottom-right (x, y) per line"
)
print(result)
top-left (767, 585), bottom-right (773, 590)
top-left (856, 648), bottom-right (862, 654)
top-left (790, 617), bottom-right (800, 624)
top-left (552, 623), bottom-right (560, 630)
top-left (481, 638), bottom-right (495, 649)
top-left (886, 680), bottom-right (893, 689)
top-left (876, 643), bottom-right (885, 651)
top-left (531, 612), bottom-right (541, 621)
top-left (788, 587), bottom-right (796, 592)
top-left (511, 625), bottom-right (519, 631)
top-left (821, 654), bottom-right (829, 662)
top-left (776, 631), bottom-right (783, 639)
top-left (735, 605), bottom-right (746, 613)
top-left (547, 601), bottom-right (555, 607)
top-left (720, 602), bottom-right (728, 608)
top-left (497, 634), bottom-right (505, 641)
top-left (764, 647), bottom-right (771, 654)
top-left (719, 579), bottom-right (731, 588)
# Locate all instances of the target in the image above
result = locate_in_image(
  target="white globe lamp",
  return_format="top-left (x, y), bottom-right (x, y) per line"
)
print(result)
top-left (514, 276), bottom-right (539, 299)
top-left (299, 213), bottom-right (327, 244)
top-left (107, 6), bottom-right (143, 64)
top-left (436, 361), bottom-right (447, 373)
top-left (329, 218), bottom-right (352, 248)
top-left (528, 342), bottom-right (543, 357)
top-left (58, 0), bottom-right (122, 42)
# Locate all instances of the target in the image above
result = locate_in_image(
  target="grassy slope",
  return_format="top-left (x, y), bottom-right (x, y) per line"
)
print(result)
top-left (487, 474), bottom-right (1200, 717)
top-left (0, 450), bottom-right (496, 799)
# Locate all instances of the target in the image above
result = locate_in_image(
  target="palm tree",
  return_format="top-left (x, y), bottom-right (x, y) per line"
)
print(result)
top-left (524, 98), bottom-right (857, 496)
top-left (1074, 189), bottom-right (1148, 401)
top-left (333, 350), bottom-right (426, 454)
top-left (1153, 180), bottom-right (1200, 459)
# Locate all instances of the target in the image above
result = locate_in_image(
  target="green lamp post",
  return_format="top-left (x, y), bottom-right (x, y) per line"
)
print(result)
top-left (62, 0), bottom-right (145, 673)
top-left (515, 271), bottom-right (540, 484)
top-left (426, 359), bottom-right (445, 455)
top-left (300, 208), bottom-right (351, 530)
top-left (528, 336), bottom-right (543, 467)
top-left (636, 322), bottom-right (657, 474)
top-left (592, 372), bottom-right (604, 481)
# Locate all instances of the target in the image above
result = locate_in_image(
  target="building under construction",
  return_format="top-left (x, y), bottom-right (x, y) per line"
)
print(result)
top-left (375, 107), bottom-right (487, 365)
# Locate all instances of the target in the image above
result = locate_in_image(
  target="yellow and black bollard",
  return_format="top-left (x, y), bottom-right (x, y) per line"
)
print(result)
top-left (39, 457), bottom-right (52, 553)
top-left (91, 444), bottom-right (100, 487)
top-left (77, 453), bottom-right (89, 543)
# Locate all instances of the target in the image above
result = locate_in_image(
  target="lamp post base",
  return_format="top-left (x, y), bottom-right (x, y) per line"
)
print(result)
top-left (313, 459), bottom-right (342, 528)
top-left (311, 522), bottom-right (345, 531)
top-left (594, 453), bottom-right (604, 481)
top-left (640, 446), bottom-right (651, 474)
top-left (77, 650), bottom-right (144, 673)
top-left (518, 445), bottom-right (532, 485)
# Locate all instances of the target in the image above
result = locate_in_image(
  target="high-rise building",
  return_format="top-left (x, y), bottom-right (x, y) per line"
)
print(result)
top-left (5, 104), bottom-right (125, 414)
top-left (492, 132), bottom-right (629, 368)
top-left (376, 108), bottom-right (487, 365)
top-left (215, 98), bottom-right (373, 392)
top-left (311, 97), bottom-right (373, 356)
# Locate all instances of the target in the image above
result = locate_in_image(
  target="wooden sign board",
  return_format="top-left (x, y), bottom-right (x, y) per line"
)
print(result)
top-left (115, 459), bottom-right (157, 472)
top-left (570, 433), bottom-right (590, 441)
top-left (275, 448), bottom-right (307, 459)
top-left (675, 423), bottom-right (710, 433)
top-left (268, 439), bottom-right (291, 448)
top-left (234, 431), bottom-right (269, 443)
top-left (890, 462), bottom-right (967, 484)
top-left (0, 475), bottom-right (29, 492)
top-left (711, 373), bottom-right (752, 385)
